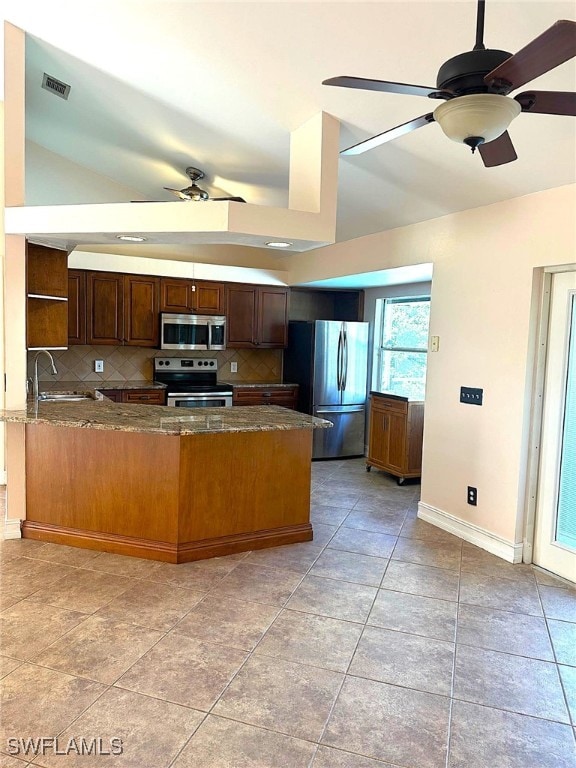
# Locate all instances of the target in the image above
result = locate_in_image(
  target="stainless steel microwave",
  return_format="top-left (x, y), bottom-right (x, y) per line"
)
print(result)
top-left (160, 313), bottom-right (226, 351)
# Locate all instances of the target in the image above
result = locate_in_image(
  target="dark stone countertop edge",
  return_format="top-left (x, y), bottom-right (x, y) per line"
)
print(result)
top-left (0, 401), bottom-right (331, 435)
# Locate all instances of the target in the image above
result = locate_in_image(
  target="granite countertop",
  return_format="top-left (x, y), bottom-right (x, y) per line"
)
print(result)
top-left (0, 399), bottom-right (331, 435)
top-left (370, 390), bottom-right (425, 403)
top-left (226, 382), bottom-right (299, 389)
top-left (38, 380), bottom-right (167, 396)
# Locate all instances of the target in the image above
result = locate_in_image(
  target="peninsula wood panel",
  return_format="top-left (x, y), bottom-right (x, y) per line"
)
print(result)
top-left (177, 429), bottom-right (311, 542)
top-left (24, 421), bottom-right (313, 562)
top-left (25, 425), bottom-right (181, 543)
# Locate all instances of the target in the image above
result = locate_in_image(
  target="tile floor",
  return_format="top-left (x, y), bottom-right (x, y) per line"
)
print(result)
top-left (0, 458), bottom-right (575, 767)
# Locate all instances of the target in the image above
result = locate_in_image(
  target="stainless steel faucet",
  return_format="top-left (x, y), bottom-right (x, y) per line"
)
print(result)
top-left (32, 350), bottom-right (58, 400)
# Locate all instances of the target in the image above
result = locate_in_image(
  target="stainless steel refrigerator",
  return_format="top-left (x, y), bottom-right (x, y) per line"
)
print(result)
top-left (284, 320), bottom-right (369, 459)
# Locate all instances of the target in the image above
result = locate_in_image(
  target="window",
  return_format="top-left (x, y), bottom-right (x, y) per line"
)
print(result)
top-left (374, 296), bottom-right (430, 400)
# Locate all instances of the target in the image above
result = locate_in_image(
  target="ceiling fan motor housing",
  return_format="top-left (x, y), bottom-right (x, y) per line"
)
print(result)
top-left (437, 49), bottom-right (513, 95)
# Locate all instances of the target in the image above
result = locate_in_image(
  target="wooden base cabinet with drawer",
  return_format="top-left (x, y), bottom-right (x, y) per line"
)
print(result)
top-left (366, 392), bottom-right (424, 484)
top-left (233, 385), bottom-right (299, 409)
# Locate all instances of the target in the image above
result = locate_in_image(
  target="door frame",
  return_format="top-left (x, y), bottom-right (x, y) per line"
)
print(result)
top-left (523, 265), bottom-right (576, 573)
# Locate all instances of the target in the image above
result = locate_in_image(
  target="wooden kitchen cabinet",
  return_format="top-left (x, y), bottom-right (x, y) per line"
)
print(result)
top-left (124, 274), bottom-right (160, 346)
top-left (84, 271), bottom-right (159, 347)
top-left (366, 392), bottom-right (424, 484)
top-left (27, 243), bottom-right (69, 349)
top-left (68, 270), bottom-right (87, 345)
top-left (233, 385), bottom-right (299, 409)
top-left (99, 388), bottom-right (166, 405)
top-left (226, 284), bottom-right (289, 348)
top-left (121, 389), bottom-right (165, 405)
top-left (160, 278), bottom-right (224, 315)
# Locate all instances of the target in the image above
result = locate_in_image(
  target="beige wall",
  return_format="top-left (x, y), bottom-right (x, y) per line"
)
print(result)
top-left (287, 184), bottom-right (576, 546)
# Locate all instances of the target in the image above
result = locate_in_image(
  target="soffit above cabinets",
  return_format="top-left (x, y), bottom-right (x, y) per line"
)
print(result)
top-left (5, 113), bottom-right (340, 254)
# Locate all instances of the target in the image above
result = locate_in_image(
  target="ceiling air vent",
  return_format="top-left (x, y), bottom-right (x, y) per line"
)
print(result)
top-left (41, 73), bottom-right (71, 100)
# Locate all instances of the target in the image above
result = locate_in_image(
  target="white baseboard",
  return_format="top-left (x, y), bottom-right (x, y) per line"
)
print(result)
top-left (3, 518), bottom-right (22, 540)
top-left (417, 502), bottom-right (523, 564)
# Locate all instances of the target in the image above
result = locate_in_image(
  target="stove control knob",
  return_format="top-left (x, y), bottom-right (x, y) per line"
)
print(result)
top-left (158, 360), bottom-right (164, 366)
top-left (210, 361), bottom-right (215, 366)
top-left (165, 361), bottom-right (170, 366)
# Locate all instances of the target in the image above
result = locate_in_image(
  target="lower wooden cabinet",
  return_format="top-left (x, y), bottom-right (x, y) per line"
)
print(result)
top-left (233, 385), bottom-right (299, 409)
top-left (366, 393), bottom-right (424, 483)
top-left (99, 388), bottom-right (166, 405)
top-left (121, 389), bottom-right (165, 405)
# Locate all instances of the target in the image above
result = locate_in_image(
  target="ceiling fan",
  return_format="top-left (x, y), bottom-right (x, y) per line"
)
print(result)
top-left (323, 0), bottom-right (576, 166)
top-left (132, 166), bottom-right (245, 203)
top-left (163, 166), bottom-right (246, 202)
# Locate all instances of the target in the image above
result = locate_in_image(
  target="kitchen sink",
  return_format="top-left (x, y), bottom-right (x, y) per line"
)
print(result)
top-left (38, 393), bottom-right (94, 402)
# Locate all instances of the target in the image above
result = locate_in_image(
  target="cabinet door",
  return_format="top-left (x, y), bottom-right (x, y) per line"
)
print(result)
top-left (160, 278), bottom-right (192, 313)
top-left (226, 285), bottom-right (257, 347)
top-left (27, 243), bottom-right (68, 298)
top-left (193, 281), bottom-right (225, 314)
top-left (100, 389), bottom-right (123, 402)
top-left (386, 410), bottom-right (407, 472)
top-left (257, 287), bottom-right (289, 347)
top-left (68, 270), bottom-right (86, 345)
top-left (368, 404), bottom-right (390, 466)
top-left (124, 275), bottom-right (160, 347)
top-left (86, 272), bottom-right (124, 345)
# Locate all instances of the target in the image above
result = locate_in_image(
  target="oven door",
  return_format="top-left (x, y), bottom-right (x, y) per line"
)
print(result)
top-left (167, 393), bottom-right (233, 408)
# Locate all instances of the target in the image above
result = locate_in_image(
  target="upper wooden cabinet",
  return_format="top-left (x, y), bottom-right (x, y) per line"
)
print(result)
top-left (160, 278), bottom-right (225, 315)
top-left (82, 271), bottom-right (159, 347)
top-left (226, 284), bottom-right (289, 348)
top-left (68, 270), bottom-right (87, 345)
top-left (27, 243), bottom-right (68, 349)
top-left (124, 274), bottom-right (160, 346)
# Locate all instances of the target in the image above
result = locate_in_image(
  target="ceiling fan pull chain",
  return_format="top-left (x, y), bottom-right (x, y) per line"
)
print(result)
top-left (474, 0), bottom-right (486, 50)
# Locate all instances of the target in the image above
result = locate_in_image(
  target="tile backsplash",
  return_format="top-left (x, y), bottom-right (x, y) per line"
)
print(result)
top-left (30, 346), bottom-right (283, 383)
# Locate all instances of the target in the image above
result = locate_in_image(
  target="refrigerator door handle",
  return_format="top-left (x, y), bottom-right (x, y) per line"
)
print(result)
top-left (315, 406), bottom-right (365, 414)
top-left (342, 325), bottom-right (348, 392)
top-left (337, 329), bottom-right (343, 391)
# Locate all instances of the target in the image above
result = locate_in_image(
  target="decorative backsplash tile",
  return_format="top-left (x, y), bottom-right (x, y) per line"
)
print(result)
top-left (30, 346), bottom-right (283, 384)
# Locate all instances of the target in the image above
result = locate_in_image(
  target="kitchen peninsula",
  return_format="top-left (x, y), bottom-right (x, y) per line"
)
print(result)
top-left (1, 400), bottom-right (330, 563)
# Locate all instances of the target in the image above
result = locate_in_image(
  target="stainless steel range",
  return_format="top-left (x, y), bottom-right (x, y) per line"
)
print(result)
top-left (154, 357), bottom-right (233, 408)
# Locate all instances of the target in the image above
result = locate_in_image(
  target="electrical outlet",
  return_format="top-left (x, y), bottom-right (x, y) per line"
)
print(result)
top-left (230, 362), bottom-right (238, 373)
top-left (94, 360), bottom-right (104, 373)
top-left (467, 486), bottom-right (478, 506)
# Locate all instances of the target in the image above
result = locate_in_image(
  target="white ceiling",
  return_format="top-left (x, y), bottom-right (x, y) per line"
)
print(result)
top-left (4, 0), bottom-right (576, 246)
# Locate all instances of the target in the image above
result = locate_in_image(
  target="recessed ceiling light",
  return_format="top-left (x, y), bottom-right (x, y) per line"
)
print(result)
top-left (265, 241), bottom-right (292, 248)
top-left (116, 235), bottom-right (147, 242)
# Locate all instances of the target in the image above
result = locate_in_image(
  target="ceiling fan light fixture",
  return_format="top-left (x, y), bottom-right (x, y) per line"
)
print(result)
top-left (116, 235), bottom-right (147, 242)
top-left (433, 93), bottom-right (521, 148)
top-left (185, 183), bottom-right (210, 201)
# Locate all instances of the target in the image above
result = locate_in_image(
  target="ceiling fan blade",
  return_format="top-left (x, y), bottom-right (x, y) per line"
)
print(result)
top-left (163, 187), bottom-right (191, 200)
top-left (478, 131), bottom-right (517, 167)
top-left (210, 196), bottom-right (246, 203)
top-left (515, 90), bottom-right (576, 116)
top-left (484, 20), bottom-right (576, 92)
top-left (323, 76), bottom-right (447, 99)
top-left (341, 113), bottom-right (435, 156)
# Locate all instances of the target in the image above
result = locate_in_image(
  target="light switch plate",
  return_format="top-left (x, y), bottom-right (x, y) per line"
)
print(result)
top-left (430, 335), bottom-right (440, 352)
top-left (230, 362), bottom-right (238, 373)
top-left (94, 360), bottom-right (104, 373)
